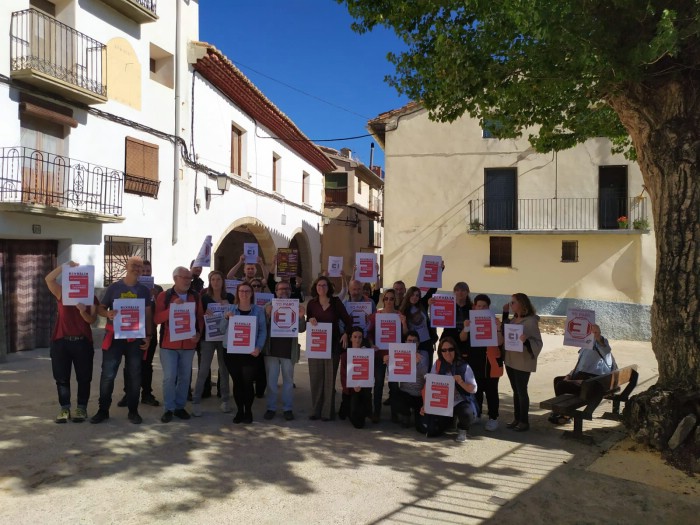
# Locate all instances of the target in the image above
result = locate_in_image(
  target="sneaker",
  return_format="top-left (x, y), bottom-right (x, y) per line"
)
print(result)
top-left (55, 408), bottom-right (70, 424)
top-left (90, 410), bottom-right (109, 424)
top-left (263, 410), bottom-right (275, 420)
top-left (174, 408), bottom-right (190, 420)
top-left (128, 411), bottom-right (143, 424)
top-left (192, 404), bottom-right (203, 417)
top-left (221, 401), bottom-right (232, 413)
top-left (72, 407), bottom-right (87, 423)
top-left (141, 395), bottom-right (160, 407)
top-left (455, 429), bottom-right (468, 442)
top-left (485, 419), bottom-right (499, 432)
top-left (117, 395), bottom-right (127, 408)
top-left (283, 411), bottom-right (294, 421)
top-left (161, 410), bottom-right (173, 423)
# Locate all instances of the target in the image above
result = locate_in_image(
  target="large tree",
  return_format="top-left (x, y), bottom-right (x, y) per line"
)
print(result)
top-left (341, 0), bottom-right (699, 452)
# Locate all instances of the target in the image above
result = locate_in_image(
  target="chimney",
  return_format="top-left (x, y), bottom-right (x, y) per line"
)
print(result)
top-left (340, 147), bottom-right (352, 158)
top-left (371, 166), bottom-right (383, 178)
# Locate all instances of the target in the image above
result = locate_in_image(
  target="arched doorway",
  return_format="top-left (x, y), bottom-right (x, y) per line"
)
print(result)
top-left (290, 230), bottom-right (312, 295)
top-left (214, 218), bottom-right (276, 278)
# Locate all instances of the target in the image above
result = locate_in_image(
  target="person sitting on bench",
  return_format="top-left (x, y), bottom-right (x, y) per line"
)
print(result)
top-left (548, 323), bottom-right (617, 425)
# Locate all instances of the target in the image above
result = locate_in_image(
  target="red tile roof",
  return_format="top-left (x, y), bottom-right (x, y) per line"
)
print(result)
top-left (367, 101), bottom-right (424, 148)
top-left (190, 42), bottom-right (336, 174)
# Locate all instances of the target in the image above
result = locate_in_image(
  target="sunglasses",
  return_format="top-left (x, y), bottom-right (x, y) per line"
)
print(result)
top-left (441, 347), bottom-right (456, 353)
top-left (252, 285), bottom-right (262, 289)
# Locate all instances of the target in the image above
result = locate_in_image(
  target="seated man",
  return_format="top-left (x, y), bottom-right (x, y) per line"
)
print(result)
top-left (548, 323), bottom-right (617, 424)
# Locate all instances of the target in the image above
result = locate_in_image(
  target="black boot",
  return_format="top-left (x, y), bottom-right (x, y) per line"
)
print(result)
top-left (338, 394), bottom-right (350, 420)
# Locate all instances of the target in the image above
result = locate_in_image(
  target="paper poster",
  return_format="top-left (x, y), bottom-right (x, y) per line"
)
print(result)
top-left (137, 275), bottom-right (155, 290)
top-left (255, 292), bottom-right (274, 308)
top-left (243, 243), bottom-right (259, 264)
top-left (469, 310), bottom-right (499, 347)
top-left (204, 304), bottom-right (226, 342)
top-left (62, 265), bottom-right (95, 306)
top-left (388, 343), bottom-right (417, 382)
top-left (504, 323), bottom-right (524, 352)
top-left (226, 315), bottom-right (257, 354)
top-left (169, 302), bottom-right (196, 342)
top-left (355, 252), bottom-right (377, 283)
top-left (430, 292), bottom-right (456, 328)
top-left (306, 322), bottom-right (332, 359)
top-left (417, 255), bottom-right (442, 289)
top-left (328, 256), bottom-right (343, 278)
top-left (346, 301), bottom-right (373, 330)
top-left (276, 248), bottom-right (298, 278)
top-left (375, 313), bottom-right (401, 350)
top-left (564, 308), bottom-right (596, 349)
top-left (194, 235), bottom-right (212, 268)
top-left (113, 298), bottom-right (146, 339)
top-left (424, 373), bottom-right (455, 417)
top-left (271, 298), bottom-right (299, 338)
top-left (346, 348), bottom-right (375, 388)
top-left (225, 279), bottom-right (241, 295)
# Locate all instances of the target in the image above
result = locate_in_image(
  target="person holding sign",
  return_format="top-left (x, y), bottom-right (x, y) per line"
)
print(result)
top-left (221, 282), bottom-right (267, 424)
top-left (548, 324), bottom-right (617, 425)
top-left (306, 276), bottom-right (353, 421)
top-left (192, 271), bottom-right (235, 417)
top-left (459, 294), bottom-right (504, 431)
top-left (45, 262), bottom-right (99, 424)
top-left (227, 254), bottom-right (270, 285)
top-left (91, 257), bottom-right (152, 425)
top-left (399, 286), bottom-right (438, 369)
top-left (339, 327), bottom-right (374, 429)
top-left (386, 331), bottom-right (429, 432)
top-left (502, 293), bottom-right (543, 432)
top-left (438, 282), bottom-right (473, 360)
top-left (155, 267), bottom-right (205, 423)
top-left (421, 337), bottom-right (478, 442)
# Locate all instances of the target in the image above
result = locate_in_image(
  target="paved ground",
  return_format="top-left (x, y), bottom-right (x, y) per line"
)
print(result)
top-left (1, 334), bottom-right (698, 524)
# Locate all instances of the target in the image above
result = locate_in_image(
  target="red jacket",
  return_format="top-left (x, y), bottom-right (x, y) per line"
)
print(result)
top-left (155, 288), bottom-right (204, 350)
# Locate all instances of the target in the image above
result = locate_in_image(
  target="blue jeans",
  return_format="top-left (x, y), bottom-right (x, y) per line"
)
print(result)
top-left (193, 341), bottom-right (230, 403)
top-left (160, 348), bottom-right (195, 411)
top-left (265, 356), bottom-right (294, 412)
top-left (98, 339), bottom-right (142, 412)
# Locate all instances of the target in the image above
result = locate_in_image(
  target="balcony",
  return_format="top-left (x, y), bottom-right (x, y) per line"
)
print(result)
top-left (10, 9), bottom-right (107, 105)
top-left (467, 197), bottom-right (650, 233)
top-left (325, 187), bottom-right (348, 206)
top-left (369, 231), bottom-right (382, 248)
top-left (0, 146), bottom-right (124, 222)
top-left (99, 0), bottom-right (158, 24)
top-left (368, 195), bottom-right (382, 217)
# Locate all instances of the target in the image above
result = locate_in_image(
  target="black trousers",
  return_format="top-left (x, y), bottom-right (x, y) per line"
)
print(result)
top-left (224, 353), bottom-right (257, 415)
top-left (51, 338), bottom-right (94, 408)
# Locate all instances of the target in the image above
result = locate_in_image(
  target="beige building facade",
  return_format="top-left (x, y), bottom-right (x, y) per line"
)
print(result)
top-left (369, 103), bottom-right (654, 340)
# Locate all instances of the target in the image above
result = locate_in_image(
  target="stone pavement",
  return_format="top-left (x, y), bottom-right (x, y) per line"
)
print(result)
top-left (0, 334), bottom-right (698, 524)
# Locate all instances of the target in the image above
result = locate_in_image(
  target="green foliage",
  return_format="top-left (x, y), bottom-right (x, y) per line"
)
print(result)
top-left (340, 0), bottom-right (699, 154)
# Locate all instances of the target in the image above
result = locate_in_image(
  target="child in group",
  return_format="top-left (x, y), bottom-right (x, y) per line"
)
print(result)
top-left (339, 326), bottom-right (374, 429)
top-left (386, 330), bottom-right (429, 432)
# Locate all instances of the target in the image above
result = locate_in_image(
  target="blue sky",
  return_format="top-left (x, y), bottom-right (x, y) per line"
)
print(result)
top-left (198, 0), bottom-right (409, 169)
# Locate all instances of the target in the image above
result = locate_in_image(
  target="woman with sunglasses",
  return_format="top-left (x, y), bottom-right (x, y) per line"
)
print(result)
top-left (399, 286), bottom-right (438, 369)
top-left (502, 293), bottom-right (543, 432)
top-left (422, 337), bottom-right (478, 442)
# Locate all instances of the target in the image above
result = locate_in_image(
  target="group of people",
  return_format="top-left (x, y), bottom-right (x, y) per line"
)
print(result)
top-left (46, 254), bottom-right (617, 441)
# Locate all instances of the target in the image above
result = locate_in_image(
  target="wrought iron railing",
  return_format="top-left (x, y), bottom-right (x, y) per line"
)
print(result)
top-left (369, 231), bottom-right (382, 248)
top-left (368, 196), bottom-right (382, 215)
top-left (133, 0), bottom-right (158, 13)
top-left (467, 197), bottom-right (649, 231)
top-left (10, 9), bottom-right (107, 98)
top-left (0, 147), bottom-right (123, 216)
top-left (325, 187), bottom-right (348, 205)
top-left (124, 173), bottom-right (160, 198)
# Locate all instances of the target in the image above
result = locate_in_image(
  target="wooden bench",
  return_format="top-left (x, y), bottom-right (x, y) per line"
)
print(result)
top-left (539, 365), bottom-right (639, 443)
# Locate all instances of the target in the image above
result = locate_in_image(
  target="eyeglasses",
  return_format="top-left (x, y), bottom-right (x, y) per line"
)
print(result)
top-left (238, 289), bottom-right (252, 294)
top-left (440, 347), bottom-right (456, 353)
top-left (251, 285), bottom-right (262, 289)
top-left (277, 287), bottom-right (291, 292)
top-left (176, 275), bottom-right (191, 279)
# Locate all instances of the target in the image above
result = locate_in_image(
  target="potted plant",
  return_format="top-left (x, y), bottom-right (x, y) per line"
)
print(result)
top-left (469, 219), bottom-right (484, 231)
top-left (617, 215), bottom-right (628, 229)
top-left (633, 218), bottom-right (649, 230)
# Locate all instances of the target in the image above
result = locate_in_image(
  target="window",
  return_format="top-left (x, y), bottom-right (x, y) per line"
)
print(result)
top-left (562, 241), bottom-right (579, 262)
top-left (489, 236), bottom-right (512, 267)
top-left (30, 0), bottom-right (56, 16)
top-left (272, 153), bottom-right (281, 192)
top-left (231, 125), bottom-right (244, 176)
top-left (302, 171), bottom-right (310, 204)
top-left (325, 172), bottom-right (348, 205)
top-left (104, 235), bottom-right (151, 286)
top-left (149, 58), bottom-right (156, 74)
top-left (357, 177), bottom-right (362, 194)
top-left (482, 118), bottom-right (505, 139)
top-left (124, 136), bottom-right (160, 198)
top-left (149, 43), bottom-right (174, 88)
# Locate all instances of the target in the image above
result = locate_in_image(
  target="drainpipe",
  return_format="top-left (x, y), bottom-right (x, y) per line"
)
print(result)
top-left (172, 0), bottom-right (181, 245)
top-left (369, 142), bottom-right (374, 169)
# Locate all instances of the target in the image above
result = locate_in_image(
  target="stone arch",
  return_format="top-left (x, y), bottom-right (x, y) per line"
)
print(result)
top-left (289, 227), bottom-right (313, 294)
top-left (213, 217), bottom-right (277, 276)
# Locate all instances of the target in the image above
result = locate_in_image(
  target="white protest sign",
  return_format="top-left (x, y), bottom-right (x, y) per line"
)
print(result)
top-left (138, 275), bottom-right (154, 290)
top-left (243, 243), bottom-right (259, 264)
top-left (306, 322), bottom-right (332, 359)
top-left (328, 256), bottom-right (343, 278)
top-left (168, 302), bottom-right (196, 342)
top-left (564, 308), bottom-right (596, 349)
top-left (346, 348), bottom-right (375, 388)
top-left (113, 298), bottom-right (146, 339)
top-left (194, 235), bottom-right (212, 268)
top-left (375, 313), bottom-right (401, 350)
top-left (271, 298), bottom-right (299, 338)
top-left (388, 343), bottom-right (416, 382)
top-left (424, 373), bottom-right (455, 417)
top-left (225, 279), bottom-right (241, 295)
top-left (469, 310), bottom-right (499, 347)
top-left (346, 301), bottom-right (373, 330)
top-left (255, 292), bottom-right (274, 308)
top-left (430, 292), bottom-right (456, 328)
top-left (62, 265), bottom-right (95, 306)
top-left (417, 255), bottom-right (442, 289)
top-left (226, 315), bottom-right (256, 354)
top-left (355, 252), bottom-right (377, 283)
top-left (204, 304), bottom-right (226, 342)
top-left (504, 323), bottom-right (524, 352)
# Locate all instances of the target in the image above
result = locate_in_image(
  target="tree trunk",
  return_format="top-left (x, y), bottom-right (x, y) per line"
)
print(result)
top-left (609, 80), bottom-right (700, 464)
